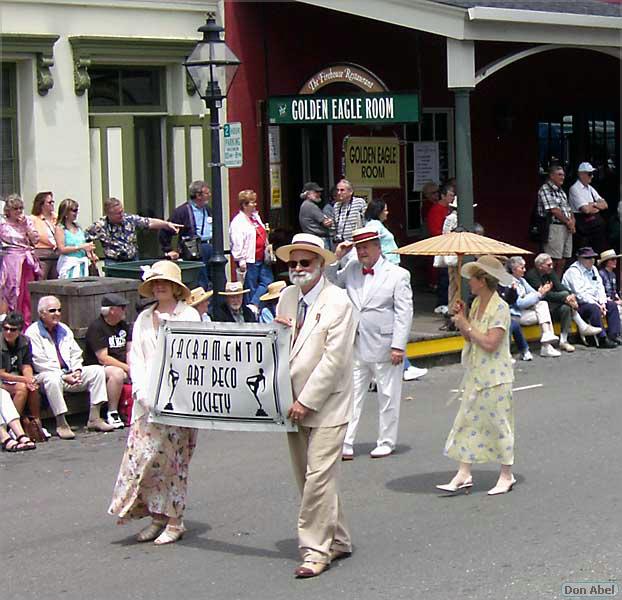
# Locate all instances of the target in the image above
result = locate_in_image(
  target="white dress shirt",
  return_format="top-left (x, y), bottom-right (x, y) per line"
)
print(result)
top-left (361, 256), bottom-right (386, 301)
top-left (299, 275), bottom-right (325, 308)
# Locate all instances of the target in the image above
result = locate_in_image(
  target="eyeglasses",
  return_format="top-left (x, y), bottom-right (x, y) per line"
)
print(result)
top-left (287, 259), bottom-right (315, 269)
top-left (69, 208), bottom-right (79, 213)
top-left (46, 308), bottom-right (62, 314)
top-left (2, 325), bottom-right (19, 332)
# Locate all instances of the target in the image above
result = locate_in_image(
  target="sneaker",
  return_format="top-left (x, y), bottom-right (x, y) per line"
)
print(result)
top-left (434, 305), bottom-right (449, 315)
top-left (540, 344), bottom-right (561, 357)
top-left (370, 444), bottom-right (393, 458)
top-left (342, 445), bottom-right (354, 461)
top-left (521, 350), bottom-right (533, 361)
top-left (106, 411), bottom-right (125, 429)
top-left (540, 332), bottom-right (559, 344)
top-left (403, 366), bottom-right (428, 381)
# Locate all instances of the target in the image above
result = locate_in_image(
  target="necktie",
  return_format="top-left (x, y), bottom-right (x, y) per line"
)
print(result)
top-left (362, 267), bottom-right (374, 276)
top-left (294, 298), bottom-right (307, 342)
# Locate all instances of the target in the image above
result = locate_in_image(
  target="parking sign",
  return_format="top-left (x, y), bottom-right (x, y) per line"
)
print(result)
top-left (223, 122), bottom-right (243, 168)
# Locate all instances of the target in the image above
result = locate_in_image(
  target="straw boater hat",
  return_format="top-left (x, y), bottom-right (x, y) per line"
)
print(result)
top-left (219, 281), bottom-right (250, 296)
top-left (351, 226), bottom-right (380, 245)
top-left (188, 286), bottom-right (213, 307)
top-left (461, 255), bottom-right (513, 286)
top-left (275, 233), bottom-right (337, 264)
top-left (138, 260), bottom-right (191, 300)
top-left (597, 249), bottom-right (622, 266)
top-left (259, 280), bottom-right (287, 302)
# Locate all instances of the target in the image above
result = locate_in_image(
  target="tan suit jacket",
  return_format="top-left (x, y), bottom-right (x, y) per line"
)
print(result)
top-left (276, 277), bottom-right (355, 428)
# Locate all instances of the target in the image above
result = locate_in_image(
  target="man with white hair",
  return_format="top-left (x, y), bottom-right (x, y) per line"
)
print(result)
top-left (329, 226), bottom-right (414, 459)
top-left (274, 233), bottom-right (356, 578)
top-left (569, 162), bottom-right (608, 253)
top-left (84, 293), bottom-right (132, 429)
top-left (332, 179), bottom-right (366, 245)
top-left (25, 296), bottom-right (112, 439)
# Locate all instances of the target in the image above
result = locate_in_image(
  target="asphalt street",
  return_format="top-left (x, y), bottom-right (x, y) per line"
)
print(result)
top-left (3, 345), bottom-right (621, 600)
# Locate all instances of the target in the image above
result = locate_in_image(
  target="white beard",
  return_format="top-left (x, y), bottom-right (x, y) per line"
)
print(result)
top-left (289, 266), bottom-right (321, 288)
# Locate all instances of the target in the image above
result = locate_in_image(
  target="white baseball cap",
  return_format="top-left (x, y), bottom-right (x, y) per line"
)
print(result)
top-left (577, 162), bottom-right (596, 173)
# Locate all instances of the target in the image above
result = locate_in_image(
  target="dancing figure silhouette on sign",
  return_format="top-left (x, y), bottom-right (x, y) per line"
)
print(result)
top-left (246, 368), bottom-right (267, 416)
top-left (163, 364), bottom-right (180, 411)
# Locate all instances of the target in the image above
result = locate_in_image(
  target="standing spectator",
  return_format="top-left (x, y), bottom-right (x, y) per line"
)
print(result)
top-left (323, 186), bottom-right (338, 247)
top-left (421, 181), bottom-right (441, 291)
top-left (85, 294), bottom-right (133, 429)
top-left (437, 256), bottom-right (516, 496)
top-left (562, 247), bottom-right (620, 348)
top-left (258, 280), bottom-right (286, 323)
top-left (160, 181), bottom-right (213, 290)
top-left (0, 311), bottom-right (41, 424)
top-left (87, 197), bottom-right (181, 265)
top-left (31, 191), bottom-right (58, 280)
top-left (55, 198), bottom-right (97, 279)
top-left (188, 286), bottom-right (213, 322)
top-left (25, 295), bottom-right (113, 439)
top-left (332, 179), bottom-right (366, 244)
top-left (229, 190), bottom-right (274, 309)
top-left (1, 388), bottom-right (36, 452)
top-left (298, 182), bottom-right (333, 248)
top-left (506, 256), bottom-right (561, 357)
top-left (212, 282), bottom-right (257, 323)
top-left (108, 260), bottom-right (201, 545)
top-left (569, 162), bottom-right (609, 253)
top-left (427, 183), bottom-right (454, 312)
top-left (598, 249), bottom-right (622, 327)
top-left (0, 194), bottom-right (40, 325)
top-left (525, 253), bottom-right (602, 351)
top-left (274, 233), bottom-right (356, 578)
top-left (330, 227), bottom-right (413, 459)
top-left (537, 165), bottom-right (575, 277)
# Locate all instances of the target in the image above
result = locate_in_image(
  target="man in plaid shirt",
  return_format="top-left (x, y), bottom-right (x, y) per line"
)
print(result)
top-left (537, 165), bottom-right (576, 276)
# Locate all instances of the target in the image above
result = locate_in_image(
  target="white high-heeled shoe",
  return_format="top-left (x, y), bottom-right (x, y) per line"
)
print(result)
top-left (436, 476), bottom-right (473, 494)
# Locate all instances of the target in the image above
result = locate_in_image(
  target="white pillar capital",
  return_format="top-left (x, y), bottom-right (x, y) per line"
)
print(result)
top-left (447, 39), bottom-right (475, 89)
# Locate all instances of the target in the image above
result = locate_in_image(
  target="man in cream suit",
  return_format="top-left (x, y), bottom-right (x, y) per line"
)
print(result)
top-left (328, 226), bottom-right (413, 459)
top-left (275, 233), bottom-right (356, 579)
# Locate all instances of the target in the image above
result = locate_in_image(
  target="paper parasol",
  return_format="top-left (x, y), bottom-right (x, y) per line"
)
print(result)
top-left (394, 231), bottom-right (531, 296)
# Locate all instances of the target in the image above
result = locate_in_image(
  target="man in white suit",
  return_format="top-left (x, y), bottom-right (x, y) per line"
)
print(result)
top-left (328, 226), bottom-right (413, 459)
top-left (274, 233), bottom-right (356, 579)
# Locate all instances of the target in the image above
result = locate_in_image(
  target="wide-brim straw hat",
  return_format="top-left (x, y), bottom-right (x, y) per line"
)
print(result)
top-left (461, 255), bottom-right (513, 286)
top-left (260, 280), bottom-right (287, 302)
top-left (138, 260), bottom-right (191, 300)
top-left (219, 281), bottom-right (250, 296)
top-left (188, 286), bottom-right (214, 307)
top-left (276, 233), bottom-right (337, 264)
top-left (597, 249), bottom-right (622, 266)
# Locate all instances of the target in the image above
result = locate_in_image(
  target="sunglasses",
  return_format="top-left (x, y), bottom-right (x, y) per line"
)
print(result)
top-left (46, 308), bottom-right (62, 314)
top-left (2, 325), bottom-right (19, 332)
top-left (287, 259), bottom-right (315, 269)
top-left (69, 208), bottom-right (79, 213)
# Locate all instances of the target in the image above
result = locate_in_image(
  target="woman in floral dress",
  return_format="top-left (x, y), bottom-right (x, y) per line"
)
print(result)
top-left (436, 255), bottom-right (517, 496)
top-left (108, 261), bottom-right (200, 544)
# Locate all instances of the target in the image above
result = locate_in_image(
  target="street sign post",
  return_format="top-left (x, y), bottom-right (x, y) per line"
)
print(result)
top-left (223, 122), bottom-right (243, 168)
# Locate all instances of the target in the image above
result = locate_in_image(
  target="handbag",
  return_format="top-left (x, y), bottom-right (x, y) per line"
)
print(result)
top-left (179, 235), bottom-right (202, 261)
top-left (264, 243), bottom-right (277, 265)
top-left (118, 383), bottom-right (134, 426)
top-left (528, 204), bottom-right (552, 243)
top-left (20, 415), bottom-right (48, 443)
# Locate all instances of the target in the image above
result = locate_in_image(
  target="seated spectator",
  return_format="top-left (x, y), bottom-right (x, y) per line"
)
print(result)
top-left (258, 280), bottom-right (287, 323)
top-left (188, 287), bottom-right (213, 322)
top-left (562, 247), bottom-right (620, 348)
top-left (498, 283), bottom-right (532, 361)
top-left (25, 295), bottom-right (114, 439)
top-left (506, 256), bottom-right (561, 357)
top-left (598, 249), bottom-right (622, 327)
top-left (212, 282), bottom-right (257, 323)
top-left (0, 388), bottom-right (36, 452)
top-left (525, 253), bottom-right (602, 352)
top-left (86, 197), bottom-right (181, 265)
top-left (85, 293), bottom-right (132, 429)
top-left (55, 198), bottom-right (98, 279)
top-left (0, 311), bottom-right (41, 424)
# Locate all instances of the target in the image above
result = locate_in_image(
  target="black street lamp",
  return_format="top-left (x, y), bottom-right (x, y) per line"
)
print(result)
top-left (184, 15), bottom-right (241, 294)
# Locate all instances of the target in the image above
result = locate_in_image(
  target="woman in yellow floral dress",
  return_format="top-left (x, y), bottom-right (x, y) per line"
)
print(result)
top-left (436, 255), bottom-right (517, 496)
top-left (108, 261), bottom-right (200, 544)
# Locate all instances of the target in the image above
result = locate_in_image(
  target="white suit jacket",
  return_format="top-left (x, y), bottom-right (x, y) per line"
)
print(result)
top-left (276, 278), bottom-right (355, 428)
top-left (327, 257), bottom-right (413, 363)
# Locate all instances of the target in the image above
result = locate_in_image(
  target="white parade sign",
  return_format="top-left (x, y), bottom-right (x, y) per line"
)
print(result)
top-left (148, 322), bottom-right (296, 432)
top-left (223, 122), bottom-right (243, 168)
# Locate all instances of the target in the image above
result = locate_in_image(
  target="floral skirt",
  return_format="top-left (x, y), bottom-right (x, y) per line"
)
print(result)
top-left (108, 415), bottom-right (198, 522)
top-left (444, 378), bottom-right (514, 466)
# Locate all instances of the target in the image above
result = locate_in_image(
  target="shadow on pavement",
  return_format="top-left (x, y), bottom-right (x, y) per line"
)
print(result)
top-left (386, 471), bottom-right (524, 494)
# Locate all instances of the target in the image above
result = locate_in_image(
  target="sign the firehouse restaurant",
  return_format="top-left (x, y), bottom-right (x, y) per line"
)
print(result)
top-left (268, 93), bottom-right (419, 125)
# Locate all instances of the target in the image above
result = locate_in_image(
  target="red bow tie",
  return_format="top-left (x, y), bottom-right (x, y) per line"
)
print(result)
top-left (362, 267), bottom-right (374, 276)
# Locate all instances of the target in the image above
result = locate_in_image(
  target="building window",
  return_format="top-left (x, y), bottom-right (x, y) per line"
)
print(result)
top-left (404, 109), bottom-right (454, 234)
top-left (89, 67), bottom-right (165, 112)
top-left (0, 63), bottom-right (19, 198)
top-left (537, 115), bottom-right (573, 175)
